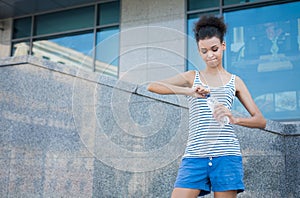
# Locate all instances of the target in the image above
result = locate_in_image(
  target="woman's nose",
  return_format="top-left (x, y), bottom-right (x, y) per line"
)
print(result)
top-left (207, 50), bottom-right (214, 57)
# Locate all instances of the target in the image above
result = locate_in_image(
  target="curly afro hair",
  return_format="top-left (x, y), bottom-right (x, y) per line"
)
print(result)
top-left (194, 15), bottom-right (227, 43)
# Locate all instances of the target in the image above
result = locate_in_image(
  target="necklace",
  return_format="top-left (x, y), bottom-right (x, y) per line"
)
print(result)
top-left (199, 68), bottom-right (230, 127)
top-left (199, 68), bottom-right (227, 93)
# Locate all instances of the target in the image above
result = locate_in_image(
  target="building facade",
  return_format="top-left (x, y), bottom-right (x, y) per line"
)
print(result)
top-left (0, 0), bottom-right (300, 197)
top-left (1, 0), bottom-right (299, 122)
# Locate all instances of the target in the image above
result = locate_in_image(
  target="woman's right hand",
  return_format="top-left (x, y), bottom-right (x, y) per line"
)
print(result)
top-left (189, 85), bottom-right (210, 98)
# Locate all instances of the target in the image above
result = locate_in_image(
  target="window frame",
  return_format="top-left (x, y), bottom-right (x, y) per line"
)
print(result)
top-left (11, 0), bottom-right (120, 77)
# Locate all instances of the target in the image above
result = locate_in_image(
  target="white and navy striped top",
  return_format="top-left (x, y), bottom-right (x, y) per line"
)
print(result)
top-left (183, 71), bottom-right (241, 158)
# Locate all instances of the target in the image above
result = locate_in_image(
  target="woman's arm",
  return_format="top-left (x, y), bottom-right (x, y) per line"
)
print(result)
top-left (147, 70), bottom-right (209, 98)
top-left (230, 76), bottom-right (266, 129)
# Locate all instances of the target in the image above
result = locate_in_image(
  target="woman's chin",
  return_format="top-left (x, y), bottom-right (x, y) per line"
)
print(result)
top-left (207, 63), bottom-right (219, 68)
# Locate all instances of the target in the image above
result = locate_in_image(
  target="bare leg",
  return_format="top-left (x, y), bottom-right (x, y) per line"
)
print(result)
top-left (171, 188), bottom-right (200, 198)
top-left (214, 190), bottom-right (237, 198)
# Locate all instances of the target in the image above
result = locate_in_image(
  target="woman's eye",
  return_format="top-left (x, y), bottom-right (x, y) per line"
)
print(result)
top-left (212, 47), bottom-right (218, 52)
top-left (201, 49), bottom-right (208, 54)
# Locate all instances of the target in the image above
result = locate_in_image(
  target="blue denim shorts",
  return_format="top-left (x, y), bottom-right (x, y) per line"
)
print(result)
top-left (174, 156), bottom-right (245, 196)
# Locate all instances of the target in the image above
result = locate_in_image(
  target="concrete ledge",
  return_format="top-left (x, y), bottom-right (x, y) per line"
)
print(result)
top-left (2, 55), bottom-right (299, 136)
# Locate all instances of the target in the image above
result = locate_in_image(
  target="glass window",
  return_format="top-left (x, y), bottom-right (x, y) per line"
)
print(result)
top-left (223, 0), bottom-right (266, 6)
top-left (11, 2), bottom-right (120, 78)
top-left (32, 31), bottom-right (94, 70)
top-left (223, 1), bottom-right (300, 120)
top-left (12, 41), bottom-right (30, 56)
top-left (187, 0), bottom-right (219, 11)
top-left (13, 17), bottom-right (31, 39)
top-left (187, 1), bottom-right (300, 120)
top-left (95, 27), bottom-right (119, 77)
top-left (98, 1), bottom-right (120, 26)
top-left (34, 6), bottom-right (94, 36)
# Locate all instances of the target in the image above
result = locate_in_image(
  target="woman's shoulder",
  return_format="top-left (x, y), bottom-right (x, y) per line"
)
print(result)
top-left (232, 74), bottom-right (243, 82)
top-left (233, 74), bottom-right (248, 92)
top-left (182, 70), bottom-right (197, 79)
top-left (179, 70), bottom-right (198, 87)
top-left (186, 70), bottom-right (196, 75)
top-left (225, 71), bottom-right (241, 81)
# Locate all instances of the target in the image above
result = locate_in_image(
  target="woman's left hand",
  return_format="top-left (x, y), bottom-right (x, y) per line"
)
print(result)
top-left (213, 104), bottom-right (235, 124)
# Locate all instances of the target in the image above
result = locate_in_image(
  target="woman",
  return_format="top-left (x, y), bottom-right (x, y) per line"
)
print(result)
top-left (147, 15), bottom-right (266, 198)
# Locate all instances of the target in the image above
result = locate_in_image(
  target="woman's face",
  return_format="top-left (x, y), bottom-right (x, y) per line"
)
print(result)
top-left (197, 36), bottom-right (226, 68)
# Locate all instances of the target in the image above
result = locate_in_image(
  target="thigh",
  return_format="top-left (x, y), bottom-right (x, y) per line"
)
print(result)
top-left (210, 156), bottom-right (244, 193)
top-left (174, 158), bottom-right (211, 195)
top-left (171, 188), bottom-right (200, 198)
top-left (214, 190), bottom-right (237, 198)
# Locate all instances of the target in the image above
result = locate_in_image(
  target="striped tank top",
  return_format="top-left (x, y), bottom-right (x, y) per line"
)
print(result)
top-left (183, 71), bottom-right (241, 158)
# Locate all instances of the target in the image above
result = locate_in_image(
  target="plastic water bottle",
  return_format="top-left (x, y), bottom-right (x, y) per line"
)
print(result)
top-left (206, 94), bottom-right (229, 127)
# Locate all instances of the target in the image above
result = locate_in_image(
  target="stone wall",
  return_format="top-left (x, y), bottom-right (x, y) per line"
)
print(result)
top-left (0, 56), bottom-right (299, 197)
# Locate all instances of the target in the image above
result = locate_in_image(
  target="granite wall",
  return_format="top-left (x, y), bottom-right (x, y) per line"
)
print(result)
top-left (0, 56), bottom-right (299, 198)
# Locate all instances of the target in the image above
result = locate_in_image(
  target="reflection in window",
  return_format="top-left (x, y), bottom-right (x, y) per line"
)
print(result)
top-left (275, 91), bottom-right (297, 112)
top-left (12, 41), bottom-right (30, 56)
top-left (255, 93), bottom-right (274, 115)
top-left (32, 32), bottom-right (94, 71)
top-left (187, 16), bottom-right (203, 71)
top-left (13, 17), bottom-right (31, 39)
top-left (223, 0), bottom-right (266, 6)
top-left (11, 1), bottom-right (120, 78)
top-left (187, 1), bottom-right (300, 120)
top-left (98, 1), bottom-right (120, 26)
top-left (298, 91), bottom-right (300, 109)
top-left (34, 6), bottom-right (94, 36)
top-left (187, 0), bottom-right (219, 11)
top-left (95, 27), bottom-right (119, 77)
top-left (224, 1), bottom-right (300, 120)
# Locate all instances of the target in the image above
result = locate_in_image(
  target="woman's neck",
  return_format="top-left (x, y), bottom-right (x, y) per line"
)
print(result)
top-left (204, 66), bottom-right (226, 75)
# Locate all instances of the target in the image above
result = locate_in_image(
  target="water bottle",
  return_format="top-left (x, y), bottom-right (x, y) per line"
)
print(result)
top-left (206, 94), bottom-right (229, 127)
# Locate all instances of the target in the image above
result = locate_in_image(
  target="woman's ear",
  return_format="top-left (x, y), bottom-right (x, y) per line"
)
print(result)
top-left (222, 41), bottom-right (226, 50)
